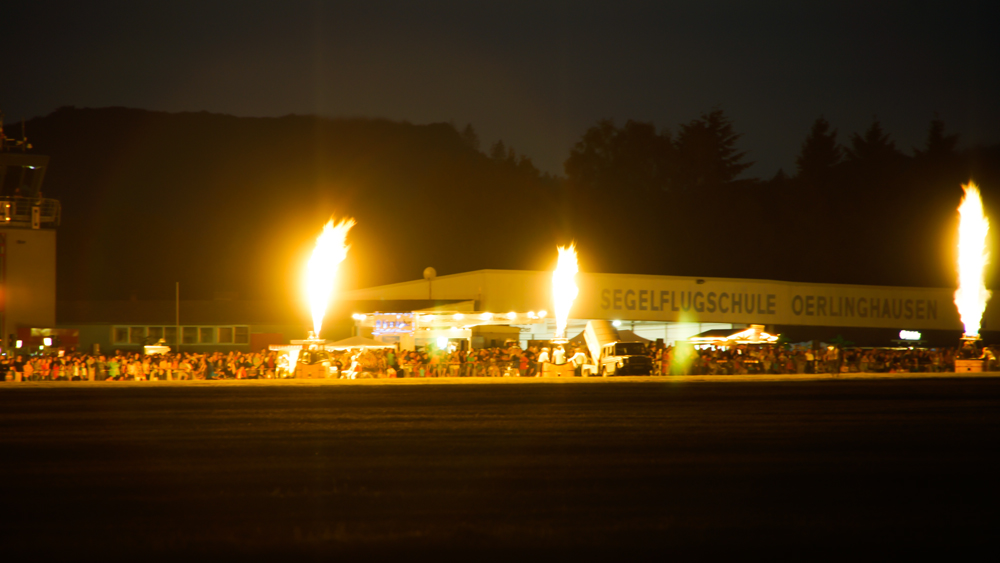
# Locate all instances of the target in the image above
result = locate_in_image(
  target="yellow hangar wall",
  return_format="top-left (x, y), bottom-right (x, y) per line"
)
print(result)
top-left (344, 269), bottom-right (986, 332)
top-left (577, 273), bottom-right (963, 331)
top-left (1, 228), bottom-right (57, 333)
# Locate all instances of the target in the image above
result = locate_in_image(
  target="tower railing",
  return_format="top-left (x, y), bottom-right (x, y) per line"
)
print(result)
top-left (0, 196), bottom-right (61, 228)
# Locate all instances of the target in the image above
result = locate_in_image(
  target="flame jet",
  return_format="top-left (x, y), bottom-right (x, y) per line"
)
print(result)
top-left (954, 182), bottom-right (991, 337)
top-left (306, 217), bottom-right (356, 339)
top-left (552, 243), bottom-right (579, 341)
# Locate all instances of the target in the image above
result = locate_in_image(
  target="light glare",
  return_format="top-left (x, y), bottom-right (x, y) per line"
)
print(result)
top-left (306, 217), bottom-right (355, 339)
top-left (552, 244), bottom-right (579, 339)
top-left (954, 182), bottom-right (992, 337)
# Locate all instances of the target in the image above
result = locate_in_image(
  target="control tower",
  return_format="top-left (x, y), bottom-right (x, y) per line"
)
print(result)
top-left (1, 114), bottom-right (59, 351)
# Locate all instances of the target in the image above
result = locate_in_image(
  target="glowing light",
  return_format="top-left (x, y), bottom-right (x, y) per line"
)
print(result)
top-left (612, 320), bottom-right (622, 328)
top-left (306, 217), bottom-right (355, 338)
top-left (286, 349), bottom-right (300, 375)
top-left (506, 311), bottom-right (517, 320)
top-left (954, 182), bottom-right (992, 337)
top-left (689, 326), bottom-right (780, 345)
top-left (43, 337), bottom-right (52, 346)
top-left (352, 313), bottom-right (366, 321)
top-left (453, 313), bottom-right (464, 320)
top-left (552, 243), bottom-right (579, 340)
top-left (436, 337), bottom-right (449, 349)
top-left (899, 330), bottom-right (922, 341)
top-left (480, 312), bottom-right (493, 321)
top-left (538, 310), bottom-right (547, 318)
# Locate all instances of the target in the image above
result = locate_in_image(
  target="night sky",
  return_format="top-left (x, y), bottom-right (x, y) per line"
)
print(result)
top-left (3, 1), bottom-right (997, 178)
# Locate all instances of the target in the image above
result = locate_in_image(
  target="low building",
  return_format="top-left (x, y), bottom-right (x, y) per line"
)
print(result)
top-left (54, 298), bottom-right (462, 354)
top-left (51, 269), bottom-right (987, 353)
top-left (342, 269), bottom-right (980, 348)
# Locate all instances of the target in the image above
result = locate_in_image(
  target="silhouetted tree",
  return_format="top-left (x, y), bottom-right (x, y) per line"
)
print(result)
top-left (795, 117), bottom-right (842, 183)
top-left (844, 119), bottom-right (903, 168)
top-left (490, 140), bottom-right (507, 161)
top-left (614, 120), bottom-right (675, 193)
top-left (564, 119), bottom-right (620, 191)
top-left (913, 115), bottom-right (958, 162)
top-left (564, 119), bottom-right (674, 193)
top-left (488, 139), bottom-right (542, 177)
top-left (516, 154), bottom-right (540, 177)
top-left (460, 123), bottom-right (480, 151)
top-left (674, 109), bottom-right (752, 190)
top-left (906, 115), bottom-right (963, 216)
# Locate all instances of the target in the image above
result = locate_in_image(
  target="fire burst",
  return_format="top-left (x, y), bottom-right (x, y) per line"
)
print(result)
top-left (954, 182), bottom-right (991, 337)
top-left (306, 217), bottom-right (355, 338)
top-left (285, 348), bottom-right (300, 376)
top-left (552, 243), bottom-right (579, 340)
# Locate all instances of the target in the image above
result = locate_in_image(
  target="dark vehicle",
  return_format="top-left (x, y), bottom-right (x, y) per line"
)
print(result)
top-left (597, 341), bottom-right (653, 375)
top-left (582, 320), bottom-right (653, 376)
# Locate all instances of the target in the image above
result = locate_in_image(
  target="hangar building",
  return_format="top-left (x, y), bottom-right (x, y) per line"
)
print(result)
top-left (343, 269), bottom-right (984, 348)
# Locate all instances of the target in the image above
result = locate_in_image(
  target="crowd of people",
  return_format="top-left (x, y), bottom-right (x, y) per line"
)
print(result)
top-left (667, 344), bottom-right (977, 375)
top-left (0, 341), bottom-right (988, 382)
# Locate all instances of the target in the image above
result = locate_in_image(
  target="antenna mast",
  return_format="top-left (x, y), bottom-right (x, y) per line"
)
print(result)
top-left (0, 111), bottom-right (31, 152)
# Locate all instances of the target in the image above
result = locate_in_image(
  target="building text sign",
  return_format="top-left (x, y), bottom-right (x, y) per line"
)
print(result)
top-left (577, 273), bottom-right (961, 330)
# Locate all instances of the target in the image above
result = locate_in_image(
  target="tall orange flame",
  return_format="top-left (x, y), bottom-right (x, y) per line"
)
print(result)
top-left (954, 182), bottom-right (991, 337)
top-left (552, 243), bottom-right (579, 340)
top-left (306, 217), bottom-right (355, 338)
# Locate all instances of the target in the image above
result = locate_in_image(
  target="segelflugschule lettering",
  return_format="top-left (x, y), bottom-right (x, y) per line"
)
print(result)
top-left (601, 289), bottom-right (777, 315)
top-left (599, 289), bottom-right (939, 321)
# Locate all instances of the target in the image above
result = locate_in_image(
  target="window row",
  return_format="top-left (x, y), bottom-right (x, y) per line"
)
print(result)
top-left (112, 326), bottom-right (250, 345)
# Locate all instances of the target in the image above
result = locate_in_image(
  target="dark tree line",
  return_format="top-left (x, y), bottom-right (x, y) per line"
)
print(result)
top-left (564, 110), bottom-right (751, 194)
top-left (559, 110), bottom-right (1000, 289)
top-left (20, 106), bottom-right (1000, 302)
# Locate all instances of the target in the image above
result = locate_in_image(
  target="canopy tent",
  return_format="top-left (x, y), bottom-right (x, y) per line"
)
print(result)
top-left (568, 329), bottom-right (651, 344)
top-left (690, 328), bottom-right (743, 341)
top-left (689, 325), bottom-right (779, 346)
top-left (327, 335), bottom-right (396, 350)
top-left (618, 330), bottom-right (651, 343)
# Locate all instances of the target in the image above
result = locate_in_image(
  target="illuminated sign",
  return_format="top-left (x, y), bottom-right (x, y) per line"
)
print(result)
top-left (899, 330), bottom-right (922, 341)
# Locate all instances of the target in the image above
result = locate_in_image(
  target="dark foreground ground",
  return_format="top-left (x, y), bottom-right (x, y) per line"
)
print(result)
top-left (2, 378), bottom-right (999, 561)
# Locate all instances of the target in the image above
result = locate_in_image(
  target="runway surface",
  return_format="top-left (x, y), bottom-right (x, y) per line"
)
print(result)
top-left (2, 377), bottom-right (999, 560)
